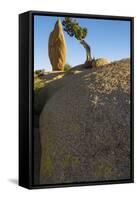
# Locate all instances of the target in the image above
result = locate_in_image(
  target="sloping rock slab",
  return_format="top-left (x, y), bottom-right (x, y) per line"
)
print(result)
top-left (39, 59), bottom-right (131, 184)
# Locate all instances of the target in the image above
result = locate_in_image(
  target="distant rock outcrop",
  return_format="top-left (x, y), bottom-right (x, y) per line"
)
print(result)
top-left (48, 19), bottom-right (67, 71)
top-left (38, 59), bottom-right (131, 184)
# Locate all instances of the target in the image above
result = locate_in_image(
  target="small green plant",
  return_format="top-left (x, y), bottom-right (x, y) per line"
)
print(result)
top-left (34, 69), bottom-right (45, 76)
top-left (34, 77), bottom-right (45, 92)
top-left (64, 63), bottom-right (72, 71)
top-left (43, 156), bottom-right (54, 177)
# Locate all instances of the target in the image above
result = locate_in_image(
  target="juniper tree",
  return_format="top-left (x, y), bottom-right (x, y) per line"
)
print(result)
top-left (62, 17), bottom-right (92, 63)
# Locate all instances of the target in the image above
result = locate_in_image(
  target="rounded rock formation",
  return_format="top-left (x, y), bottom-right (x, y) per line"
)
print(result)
top-left (48, 19), bottom-right (67, 71)
top-left (39, 59), bottom-right (131, 184)
top-left (95, 58), bottom-right (110, 67)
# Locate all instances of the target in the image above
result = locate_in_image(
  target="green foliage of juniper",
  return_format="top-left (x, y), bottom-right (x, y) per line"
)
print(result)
top-left (62, 17), bottom-right (87, 40)
top-left (62, 17), bottom-right (92, 63)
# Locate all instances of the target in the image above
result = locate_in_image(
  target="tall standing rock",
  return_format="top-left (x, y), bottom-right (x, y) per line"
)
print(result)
top-left (48, 19), bottom-right (67, 71)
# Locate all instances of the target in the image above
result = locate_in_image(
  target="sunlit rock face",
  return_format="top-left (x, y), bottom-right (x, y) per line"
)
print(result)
top-left (91, 58), bottom-right (110, 68)
top-left (39, 59), bottom-right (131, 185)
top-left (48, 19), bottom-right (67, 71)
top-left (95, 58), bottom-right (110, 67)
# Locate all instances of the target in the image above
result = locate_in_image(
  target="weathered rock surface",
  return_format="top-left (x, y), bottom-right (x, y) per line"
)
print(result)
top-left (39, 59), bottom-right (131, 184)
top-left (34, 71), bottom-right (65, 114)
top-left (95, 58), bottom-right (110, 67)
top-left (48, 19), bottom-right (67, 71)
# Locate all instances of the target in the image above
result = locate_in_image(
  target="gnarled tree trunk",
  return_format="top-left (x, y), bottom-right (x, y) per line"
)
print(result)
top-left (80, 40), bottom-right (92, 63)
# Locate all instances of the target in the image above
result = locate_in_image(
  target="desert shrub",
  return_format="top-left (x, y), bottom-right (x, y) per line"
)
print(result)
top-left (34, 77), bottom-right (45, 92)
top-left (64, 63), bottom-right (72, 71)
top-left (35, 69), bottom-right (45, 76)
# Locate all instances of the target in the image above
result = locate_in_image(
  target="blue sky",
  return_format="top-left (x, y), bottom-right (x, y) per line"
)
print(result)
top-left (34, 15), bottom-right (130, 71)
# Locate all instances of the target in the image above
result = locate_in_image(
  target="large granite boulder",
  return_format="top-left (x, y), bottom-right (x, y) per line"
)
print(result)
top-left (48, 19), bottom-right (67, 71)
top-left (39, 59), bottom-right (131, 184)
